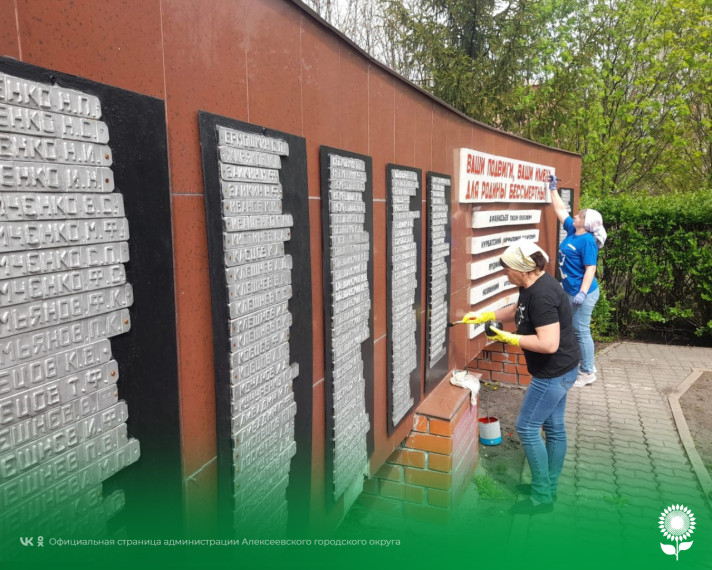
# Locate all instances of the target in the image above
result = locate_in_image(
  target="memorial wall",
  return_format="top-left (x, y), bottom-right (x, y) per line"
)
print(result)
top-left (0, 0), bottom-right (582, 540)
top-left (424, 173), bottom-right (452, 394)
top-left (200, 114), bottom-right (313, 534)
top-left (0, 57), bottom-right (181, 546)
top-left (386, 165), bottom-right (421, 430)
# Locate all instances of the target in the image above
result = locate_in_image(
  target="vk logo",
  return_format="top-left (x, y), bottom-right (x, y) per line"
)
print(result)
top-left (20, 537), bottom-right (34, 546)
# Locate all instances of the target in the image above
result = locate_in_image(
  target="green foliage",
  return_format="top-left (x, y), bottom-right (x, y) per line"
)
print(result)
top-left (473, 474), bottom-right (512, 500)
top-left (591, 283), bottom-right (618, 342)
top-left (368, 0), bottom-right (712, 344)
top-left (377, 0), bottom-right (712, 198)
top-left (590, 192), bottom-right (712, 344)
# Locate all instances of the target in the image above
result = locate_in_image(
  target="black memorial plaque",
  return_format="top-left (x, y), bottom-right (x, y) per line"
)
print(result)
top-left (425, 172), bottom-right (452, 394)
top-left (386, 165), bottom-right (422, 432)
top-left (200, 114), bottom-right (313, 536)
top-left (0, 57), bottom-right (181, 545)
top-left (319, 147), bottom-right (374, 504)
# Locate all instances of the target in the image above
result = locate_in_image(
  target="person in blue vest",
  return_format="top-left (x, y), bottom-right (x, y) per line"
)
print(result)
top-left (548, 174), bottom-right (607, 387)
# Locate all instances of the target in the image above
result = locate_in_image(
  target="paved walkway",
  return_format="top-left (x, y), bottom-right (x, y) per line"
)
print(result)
top-left (514, 341), bottom-right (712, 555)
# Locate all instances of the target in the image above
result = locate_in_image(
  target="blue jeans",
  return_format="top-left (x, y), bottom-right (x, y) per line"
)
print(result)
top-left (568, 287), bottom-right (599, 374)
top-left (515, 368), bottom-right (578, 503)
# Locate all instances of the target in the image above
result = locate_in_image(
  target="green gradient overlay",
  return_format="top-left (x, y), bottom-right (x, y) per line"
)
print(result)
top-left (3, 479), bottom-right (711, 570)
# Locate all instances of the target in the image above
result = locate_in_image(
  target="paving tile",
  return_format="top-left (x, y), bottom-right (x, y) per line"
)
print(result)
top-left (611, 446), bottom-right (649, 460)
top-left (576, 433), bottom-right (611, 445)
top-left (584, 471), bottom-right (617, 485)
top-left (654, 471), bottom-right (698, 486)
top-left (614, 478), bottom-right (658, 494)
top-left (645, 437), bottom-right (684, 450)
top-left (614, 458), bottom-right (653, 472)
top-left (613, 468), bottom-right (657, 484)
top-left (619, 490), bottom-right (664, 507)
top-left (606, 433), bottom-right (645, 445)
top-left (575, 478), bottom-right (615, 494)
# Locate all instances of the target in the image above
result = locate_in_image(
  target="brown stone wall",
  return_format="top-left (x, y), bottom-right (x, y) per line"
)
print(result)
top-left (1, 0), bottom-right (581, 532)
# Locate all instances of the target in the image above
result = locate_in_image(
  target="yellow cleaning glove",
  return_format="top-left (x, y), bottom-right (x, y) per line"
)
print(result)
top-left (462, 311), bottom-right (495, 325)
top-left (487, 325), bottom-right (521, 346)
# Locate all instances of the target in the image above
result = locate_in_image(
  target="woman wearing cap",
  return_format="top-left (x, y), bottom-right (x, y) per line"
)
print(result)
top-left (548, 174), bottom-right (606, 387)
top-left (462, 240), bottom-right (580, 515)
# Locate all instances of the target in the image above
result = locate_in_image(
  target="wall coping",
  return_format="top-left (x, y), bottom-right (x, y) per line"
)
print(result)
top-left (415, 372), bottom-right (474, 421)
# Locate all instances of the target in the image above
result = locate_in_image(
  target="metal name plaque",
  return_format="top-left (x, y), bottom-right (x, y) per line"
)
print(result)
top-left (425, 173), bottom-right (451, 394)
top-left (386, 165), bottom-right (422, 430)
top-left (471, 209), bottom-right (541, 228)
top-left (469, 229), bottom-right (541, 255)
top-left (201, 114), bottom-right (313, 537)
top-left (320, 147), bottom-right (373, 505)
top-left (0, 68), bottom-right (139, 541)
top-left (469, 254), bottom-right (504, 281)
top-left (468, 293), bottom-right (518, 340)
top-left (469, 274), bottom-right (516, 306)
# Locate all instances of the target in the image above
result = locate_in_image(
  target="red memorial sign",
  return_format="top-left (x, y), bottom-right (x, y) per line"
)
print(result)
top-left (455, 148), bottom-right (554, 203)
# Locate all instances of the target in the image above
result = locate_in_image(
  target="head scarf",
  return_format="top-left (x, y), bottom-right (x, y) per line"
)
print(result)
top-left (584, 209), bottom-right (607, 249)
top-left (500, 240), bottom-right (549, 272)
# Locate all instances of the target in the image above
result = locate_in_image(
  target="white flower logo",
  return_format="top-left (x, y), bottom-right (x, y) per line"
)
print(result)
top-left (659, 504), bottom-right (695, 560)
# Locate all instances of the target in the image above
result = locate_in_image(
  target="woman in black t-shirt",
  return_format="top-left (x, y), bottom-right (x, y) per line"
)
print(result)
top-left (463, 240), bottom-right (580, 515)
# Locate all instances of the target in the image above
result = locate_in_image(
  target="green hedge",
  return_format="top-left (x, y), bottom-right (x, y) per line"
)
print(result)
top-left (588, 191), bottom-right (712, 345)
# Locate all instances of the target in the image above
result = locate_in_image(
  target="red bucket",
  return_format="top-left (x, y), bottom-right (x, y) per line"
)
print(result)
top-left (478, 416), bottom-right (502, 445)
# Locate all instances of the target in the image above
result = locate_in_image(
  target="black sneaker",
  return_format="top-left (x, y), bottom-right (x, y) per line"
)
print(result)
top-left (509, 498), bottom-right (554, 516)
top-left (515, 483), bottom-right (557, 502)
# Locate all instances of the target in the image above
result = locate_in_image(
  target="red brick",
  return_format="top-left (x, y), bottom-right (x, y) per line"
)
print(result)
top-left (503, 363), bottom-right (517, 374)
top-left (413, 414), bottom-right (428, 432)
top-left (403, 485), bottom-right (425, 504)
top-left (518, 374), bottom-right (532, 386)
top-left (428, 418), bottom-right (453, 437)
top-left (359, 494), bottom-right (403, 517)
top-left (390, 448), bottom-right (426, 468)
top-left (403, 503), bottom-right (451, 525)
top-left (427, 488), bottom-right (452, 508)
top-left (380, 480), bottom-right (404, 500)
top-left (362, 477), bottom-right (379, 495)
top-left (491, 352), bottom-right (514, 363)
top-left (375, 463), bottom-right (403, 482)
top-left (428, 453), bottom-right (452, 472)
top-left (477, 360), bottom-right (502, 372)
top-left (483, 343), bottom-right (504, 352)
top-left (453, 477), bottom-right (470, 505)
top-left (406, 433), bottom-right (452, 455)
top-left (451, 401), bottom-right (470, 427)
top-left (492, 371), bottom-right (517, 384)
top-left (453, 432), bottom-right (476, 461)
top-left (506, 344), bottom-right (524, 354)
top-left (478, 370), bottom-right (492, 381)
top-left (516, 364), bottom-right (530, 375)
top-left (404, 467), bottom-right (452, 491)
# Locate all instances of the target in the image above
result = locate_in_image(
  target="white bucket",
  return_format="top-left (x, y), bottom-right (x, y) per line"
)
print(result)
top-left (478, 416), bottom-right (502, 445)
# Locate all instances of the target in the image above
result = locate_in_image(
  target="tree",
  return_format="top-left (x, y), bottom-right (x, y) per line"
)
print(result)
top-left (307, 0), bottom-right (712, 198)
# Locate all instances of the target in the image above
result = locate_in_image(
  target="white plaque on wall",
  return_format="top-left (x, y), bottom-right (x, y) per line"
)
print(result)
top-left (469, 255), bottom-right (504, 280)
top-left (472, 209), bottom-right (541, 228)
top-left (468, 294), bottom-right (519, 339)
top-left (469, 274), bottom-right (517, 305)
top-left (468, 229), bottom-right (540, 255)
